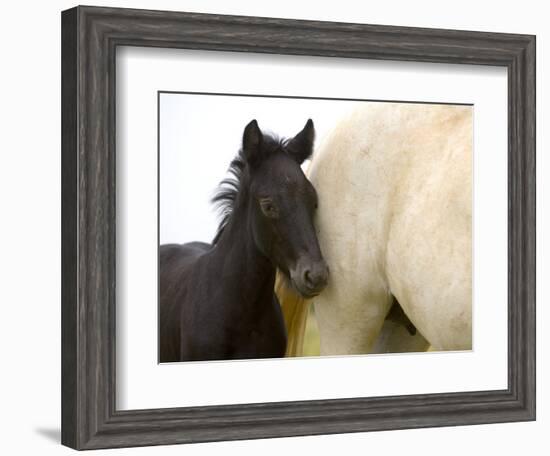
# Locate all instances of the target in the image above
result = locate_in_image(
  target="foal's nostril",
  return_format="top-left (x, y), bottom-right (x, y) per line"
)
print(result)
top-left (303, 269), bottom-right (314, 287)
top-left (302, 264), bottom-right (328, 291)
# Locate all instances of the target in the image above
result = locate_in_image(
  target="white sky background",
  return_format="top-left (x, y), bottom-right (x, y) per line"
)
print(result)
top-left (159, 93), bottom-right (363, 245)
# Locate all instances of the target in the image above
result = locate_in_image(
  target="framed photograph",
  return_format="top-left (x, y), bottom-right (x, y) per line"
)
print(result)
top-left (61, 5), bottom-right (536, 450)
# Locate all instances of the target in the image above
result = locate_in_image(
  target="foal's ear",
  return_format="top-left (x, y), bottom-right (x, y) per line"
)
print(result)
top-left (242, 119), bottom-right (263, 167)
top-left (286, 119), bottom-right (315, 164)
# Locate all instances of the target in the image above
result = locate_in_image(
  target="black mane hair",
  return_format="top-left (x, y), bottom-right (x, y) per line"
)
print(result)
top-left (211, 151), bottom-right (246, 244)
top-left (211, 133), bottom-right (290, 244)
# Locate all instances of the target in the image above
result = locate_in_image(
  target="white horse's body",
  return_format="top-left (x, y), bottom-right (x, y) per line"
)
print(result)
top-left (307, 103), bottom-right (472, 354)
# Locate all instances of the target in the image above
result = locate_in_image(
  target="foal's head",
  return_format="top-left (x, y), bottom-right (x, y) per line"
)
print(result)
top-left (214, 119), bottom-right (328, 298)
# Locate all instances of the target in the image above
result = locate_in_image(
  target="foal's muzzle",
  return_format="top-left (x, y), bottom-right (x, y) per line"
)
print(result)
top-left (291, 259), bottom-right (329, 298)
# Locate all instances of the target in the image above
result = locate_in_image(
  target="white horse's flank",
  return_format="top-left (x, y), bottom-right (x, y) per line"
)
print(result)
top-left (302, 102), bottom-right (472, 355)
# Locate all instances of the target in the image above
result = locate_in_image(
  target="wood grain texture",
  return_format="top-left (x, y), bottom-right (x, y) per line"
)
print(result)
top-left (61, 7), bottom-right (78, 449)
top-left (61, 5), bottom-right (536, 450)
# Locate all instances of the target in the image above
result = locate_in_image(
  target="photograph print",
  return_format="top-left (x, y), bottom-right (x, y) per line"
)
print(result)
top-left (158, 92), bottom-right (472, 363)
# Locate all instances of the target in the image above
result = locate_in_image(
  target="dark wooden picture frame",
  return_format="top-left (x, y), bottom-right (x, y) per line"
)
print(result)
top-left (61, 5), bottom-right (536, 450)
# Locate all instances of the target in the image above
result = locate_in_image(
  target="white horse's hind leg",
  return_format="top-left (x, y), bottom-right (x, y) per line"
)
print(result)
top-left (384, 105), bottom-right (473, 351)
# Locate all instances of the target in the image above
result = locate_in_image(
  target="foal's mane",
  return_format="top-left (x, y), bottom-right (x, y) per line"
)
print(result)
top-left (211, 151), bottom-right (246, 244)
top-left (211, 133), bottom-right (288, 244)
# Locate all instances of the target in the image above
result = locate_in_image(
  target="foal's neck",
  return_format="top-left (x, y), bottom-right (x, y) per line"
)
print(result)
top-left (213, 209), bottom-right (275, 311)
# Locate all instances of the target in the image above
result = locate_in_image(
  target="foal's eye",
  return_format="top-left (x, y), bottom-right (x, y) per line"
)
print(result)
top-left (259, 199), bottom-right (279, 218)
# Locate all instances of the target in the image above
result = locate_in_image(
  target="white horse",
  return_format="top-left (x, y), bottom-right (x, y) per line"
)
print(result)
top-left (277, 102), bottom-right (472, 355)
